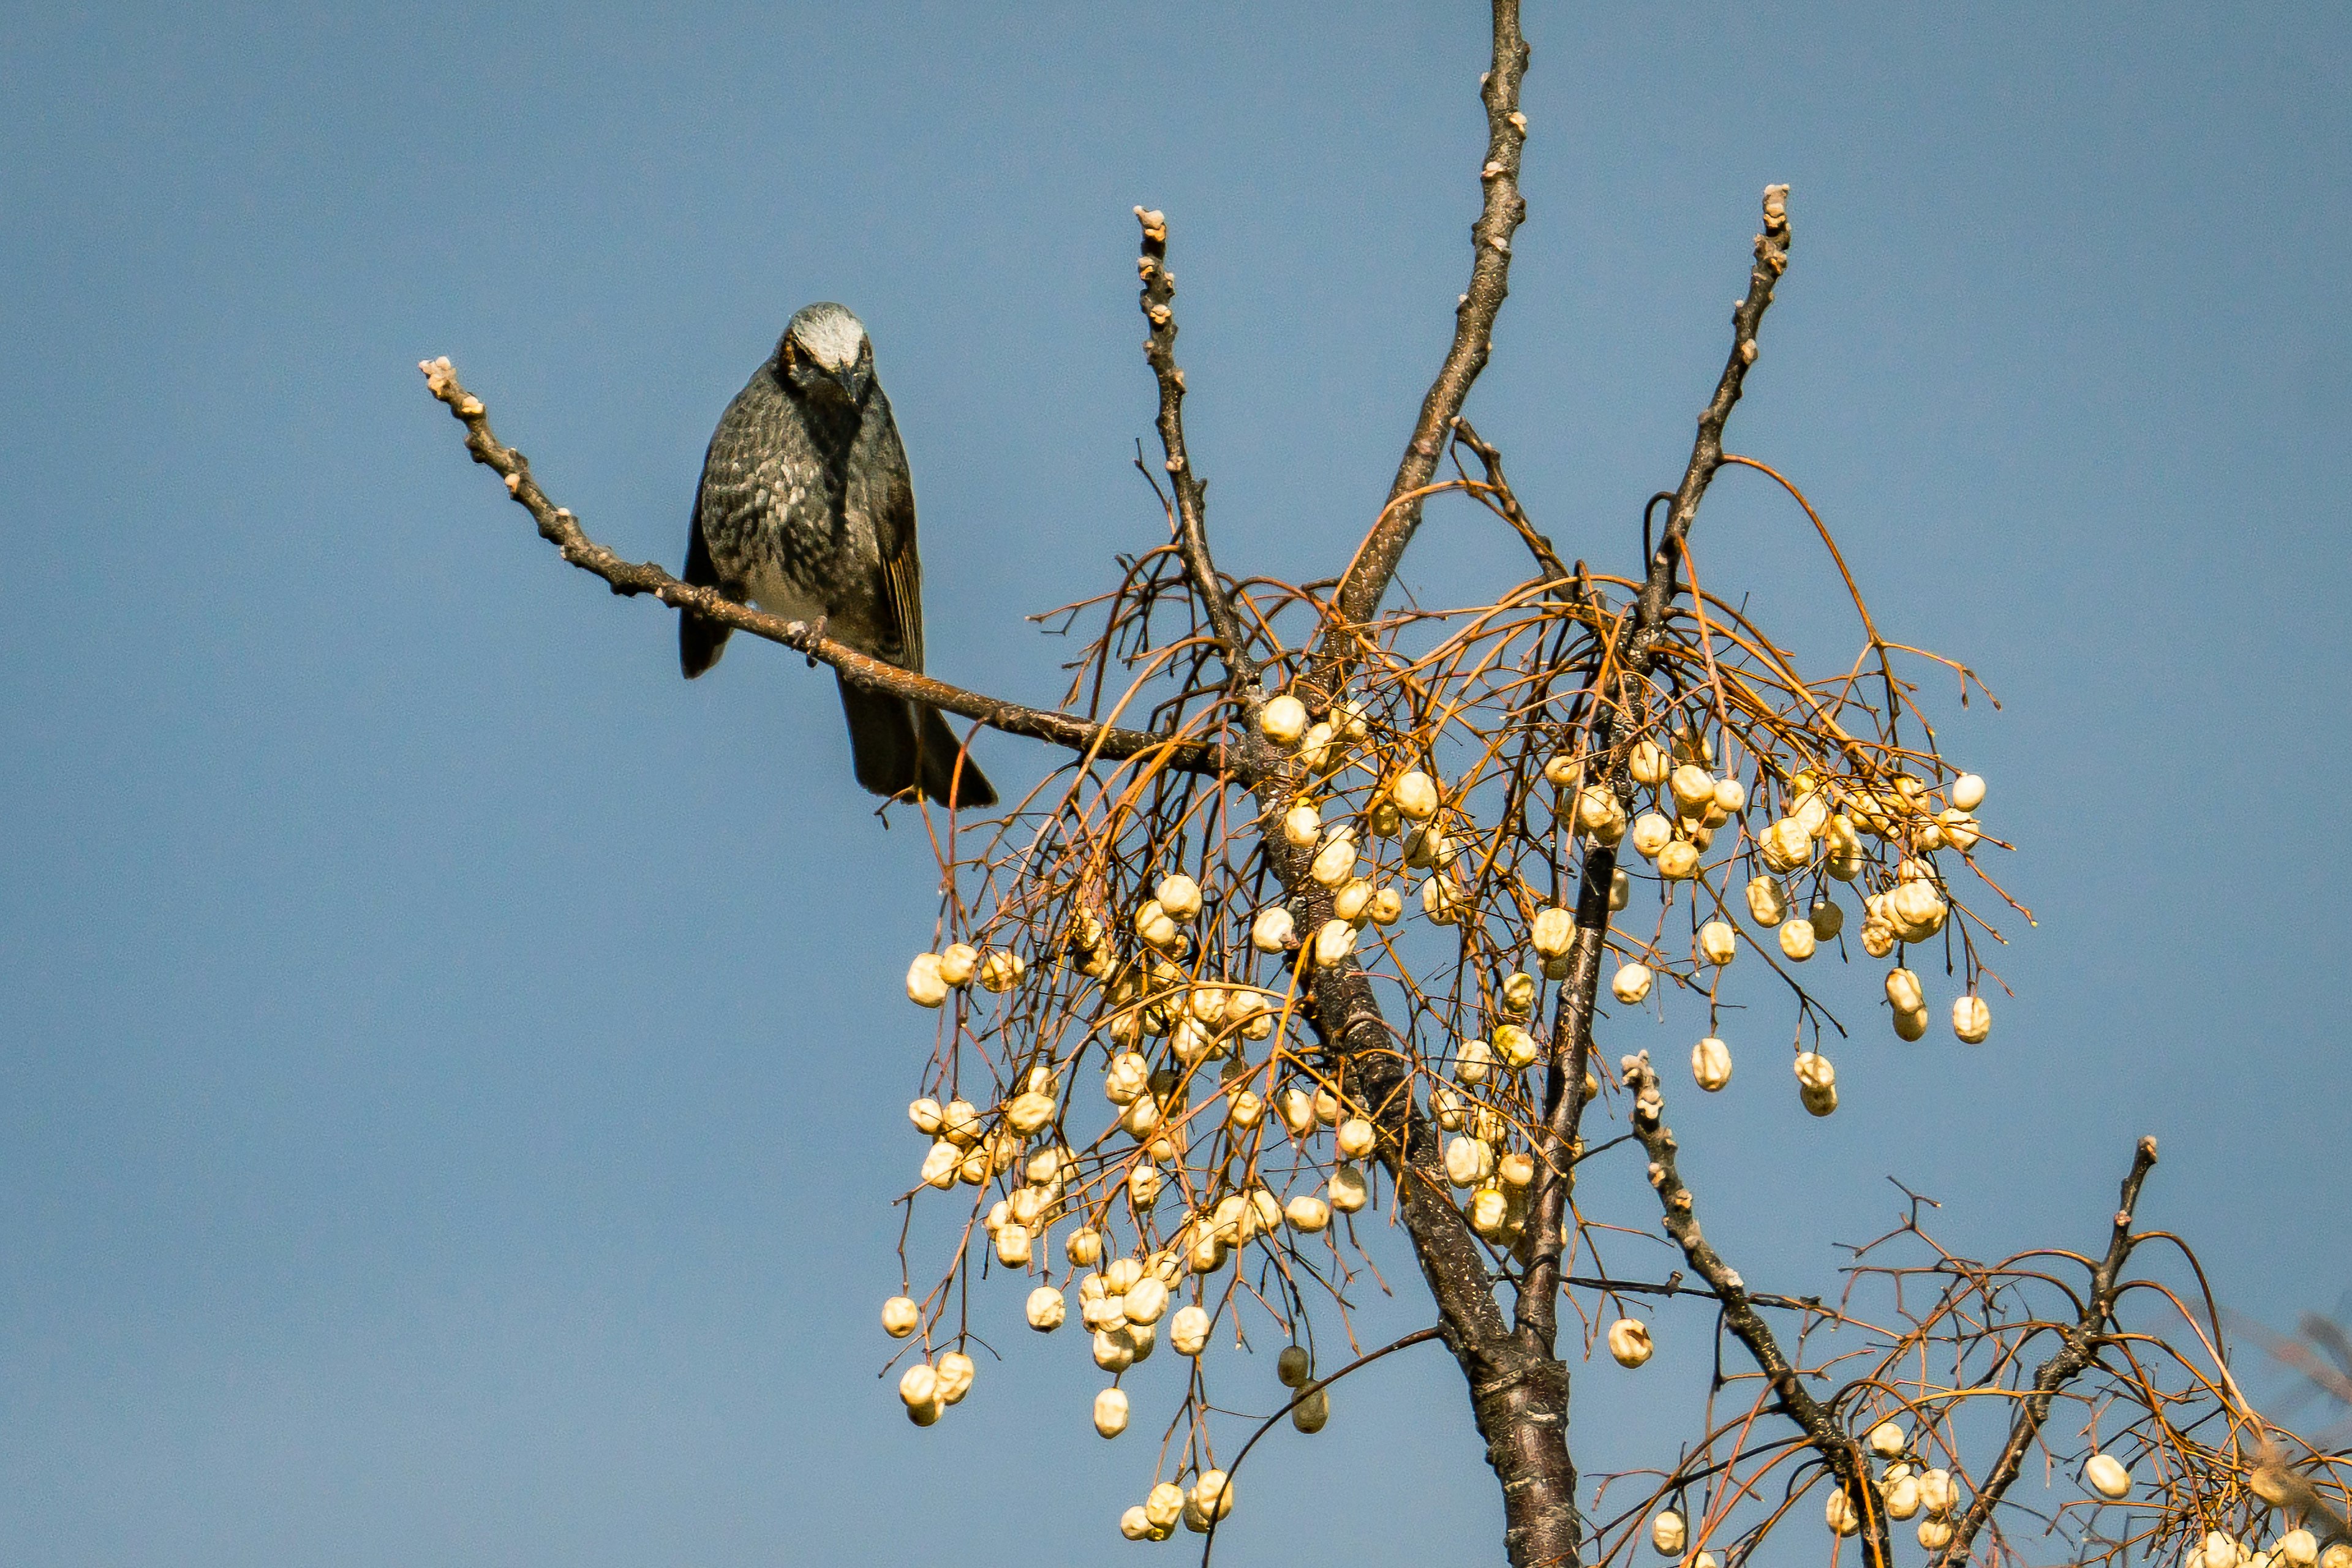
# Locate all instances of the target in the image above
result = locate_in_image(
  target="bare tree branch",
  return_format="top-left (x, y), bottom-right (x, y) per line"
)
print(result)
top-left (1564, 1273), bottom-right (1855, 1317)
top-left (1931, 1136), bottom-right (2162, 1567)
top-left (1330, 0), bottom-right (1532, 637)
top-left (1518, 826), bottom-right (1607, 1344)
top-left (1134, 207), bottom-right (1259, 689)
top-left (1192, 9), bottom-right (1576, 1560)
top-left (1629, 183), bottom-right (1791, 660)
top-left (416, 358), bottom-right (1221, 775)
top-left (1624, 1050), bottom-right (1899, 1568)
top-left (1257, 676), bottom-right (1577, 1568)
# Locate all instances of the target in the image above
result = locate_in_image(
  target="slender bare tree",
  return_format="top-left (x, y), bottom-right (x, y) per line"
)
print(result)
top-left (419, 6), bottom-right (2346, 1564)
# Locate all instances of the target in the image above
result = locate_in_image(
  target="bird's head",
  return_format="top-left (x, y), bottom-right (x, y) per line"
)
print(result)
top-left (775, 302), bottom-right (874, 407)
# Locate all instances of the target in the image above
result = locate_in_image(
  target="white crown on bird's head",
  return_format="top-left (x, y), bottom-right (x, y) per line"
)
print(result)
top-left (786, 302), bottom-right (869, 371)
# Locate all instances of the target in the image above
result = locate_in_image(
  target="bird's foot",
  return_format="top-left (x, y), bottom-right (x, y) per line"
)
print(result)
top-left (805, 614), bottom-right (827, 667)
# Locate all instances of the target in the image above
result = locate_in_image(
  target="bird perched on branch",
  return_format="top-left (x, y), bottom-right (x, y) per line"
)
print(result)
top-left (680, 303), bottom-right (994, 808)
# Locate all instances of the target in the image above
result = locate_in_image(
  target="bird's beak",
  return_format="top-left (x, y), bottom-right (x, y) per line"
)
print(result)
top-left (831, 367), bottom-right (862, 402)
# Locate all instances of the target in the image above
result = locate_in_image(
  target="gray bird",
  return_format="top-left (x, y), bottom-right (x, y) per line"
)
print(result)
top-left (679, 303), bottom-right (995, 808)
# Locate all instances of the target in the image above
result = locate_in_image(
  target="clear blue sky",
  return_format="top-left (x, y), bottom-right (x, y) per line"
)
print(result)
top-left (3, 4), bottom-right (2346, 1563)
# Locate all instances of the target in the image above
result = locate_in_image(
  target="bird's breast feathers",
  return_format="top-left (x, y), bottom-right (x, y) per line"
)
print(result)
top-left (743, 560), bottom-right (828, 624)
top-left (693, 361), bottom-right (910, 655)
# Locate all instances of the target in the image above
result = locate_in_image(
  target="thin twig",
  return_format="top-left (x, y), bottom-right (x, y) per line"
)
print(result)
top-left (1452, 417), bottom-right (1569, 581)
top-left (1200, 1325), bottom-right (1445, 1566)
top-left (1564, 1276), bottom-right (1852, 1318)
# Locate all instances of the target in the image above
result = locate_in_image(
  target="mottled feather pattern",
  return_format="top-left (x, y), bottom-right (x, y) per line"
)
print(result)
top-left (695, 369), bottom-right (878, 635)
top-left (677, 307), bottom-right (993, 807)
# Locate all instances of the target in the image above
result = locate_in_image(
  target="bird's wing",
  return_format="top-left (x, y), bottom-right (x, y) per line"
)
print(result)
top-left (679, 463), bottom-right (734, 677)
top-left (693, 394), bottom-right (783, 561)
top-left (870, 414), bottom-right (925, 673)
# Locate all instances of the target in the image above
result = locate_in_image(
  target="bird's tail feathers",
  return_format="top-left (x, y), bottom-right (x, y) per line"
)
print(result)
top-left (838, 678), bottom-right (921, 800)
top-left (916, 703), bottom-right (996, 809)
top-left (680, 612), bottom-right (730, 678)
top-left (679, 507), bottom-right (732, 677)
top-left (835, 680), bottom-right (996, 809)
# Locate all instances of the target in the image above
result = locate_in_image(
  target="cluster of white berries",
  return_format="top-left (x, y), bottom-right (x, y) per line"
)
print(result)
top-left (906, 941), bottom-right (1024, 1008)
top-left (1643, 756), bottom-right (1986, 1000)
top-left (1639, 1423), bottom-right (1977, 1556)
top-left (884, 1330), bottom-right (976, 1428)
top-left (2191, 1526), bottom-right (2343, 1568)
top-left (889, 686), bottom-right (2024, 1544)
top-left (1118, 1350), bottom-right (1322, 1540)
top-left (1262, 712), bottom-right (2008, 1127)
top-left (1261, 691), bottom-right (1468, 951)
top-left (900, 856), bottom-right (1327, 1226)
top-left (1262, 692), bottom-right (1591, 1250)
top-left (1255, 804), bottom-right (1406, 962)
top-left (1602, 733), bottom-right (1747, 884)
top-left (1427, 965), bottom-right (1583, 1245)
top-left (907, 1086), bottom-right (1049, 1196)
top-left (1763, 1425), bottom-right (2175, 1553)
top-left (1743, 769), bottom-right (1992, 1038)
top-left (1107, 1344), bottom-right (1327, 1539)
top-left (1633, 1402), bottom-right (2173, 1557)
top-left (886, 1178), bottom-right (1335, 1533)
top-left (896, 850), bottom-right (1387, 1542)
top-left (1523, 737), bottom-right (2001, 1117)
top-left (1804, 1423), bottom-right (1969, 1547)
top-left (1118, 1469), bottom-right (1236, 1540)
